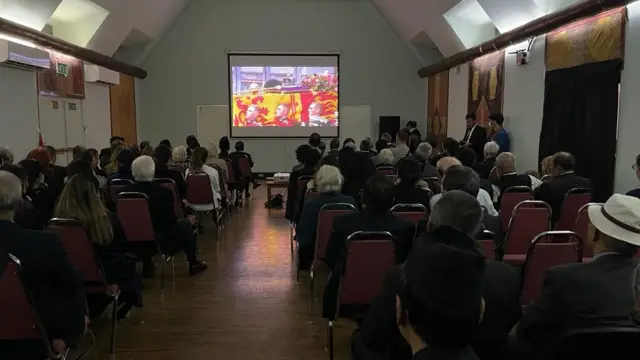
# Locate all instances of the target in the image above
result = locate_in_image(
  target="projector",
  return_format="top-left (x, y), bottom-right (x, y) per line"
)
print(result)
top-left (273, 173), bottom-right (290, 183)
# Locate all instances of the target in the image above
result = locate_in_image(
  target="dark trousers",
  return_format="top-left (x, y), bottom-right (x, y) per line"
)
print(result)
top-left (153, 218), bottom-right (198, 264)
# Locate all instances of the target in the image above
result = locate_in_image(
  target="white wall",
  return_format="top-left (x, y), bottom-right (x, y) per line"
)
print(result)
top-left (82, 83), bottom-right (112, 150)
top-left (0, 65), bottom-right (39, 161)
top-left (136, 0), bottom-right (430, 172)
top-left (447, 63), bottom-right (469, 140)
top-left (446, 5), bottom-right (640, 194)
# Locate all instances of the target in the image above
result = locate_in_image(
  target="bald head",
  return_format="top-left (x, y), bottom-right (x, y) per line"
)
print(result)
top-left (495, 152), bottom-right (516, 175)
top-left (437, 156), bottom-right (461, 177)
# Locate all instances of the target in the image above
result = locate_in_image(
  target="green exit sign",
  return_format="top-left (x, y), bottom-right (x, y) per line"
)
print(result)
top-left (57, 62), bottom-right (68, 77)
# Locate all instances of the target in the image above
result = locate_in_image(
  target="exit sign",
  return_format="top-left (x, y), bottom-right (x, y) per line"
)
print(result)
top-left (57, 62), bottom-right (69, 77)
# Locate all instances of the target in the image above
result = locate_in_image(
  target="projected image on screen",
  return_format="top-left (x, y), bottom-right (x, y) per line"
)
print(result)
top-left (228, 54), bottom-right (339, 138)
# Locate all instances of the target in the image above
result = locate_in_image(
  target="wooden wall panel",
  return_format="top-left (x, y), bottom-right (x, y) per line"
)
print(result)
top-left (37, 51), bottom-right (85, 99)
top-left (427, 71), bottom-right (449, 149)
top-left (109, 73), bottom-right (137, 144)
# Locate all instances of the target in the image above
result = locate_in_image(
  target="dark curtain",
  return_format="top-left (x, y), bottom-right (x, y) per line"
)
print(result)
top-left (538, 59), bottom-right (621, 202)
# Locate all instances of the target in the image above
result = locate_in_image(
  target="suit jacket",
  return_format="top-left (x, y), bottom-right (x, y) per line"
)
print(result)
top-left (322, 211), bottom-right (415, 318)
top-left (0, 221), bottom-right (86, 352)
top-left (474, 157), bottom-right (496, 180)
top-left (155, 164), bottom-right (187, 199)
top-left (534, 172), bottom-right (592, 224)
top-left (464, 126), bottom-right (487, 162)
top-left (122, 182), bottom-right (177, 236)
top-left (517, 253), bottom-right (638, 347)
top-left (355, 227), bottom-right (520, 360)
top-left (393, 183), bottom-right (431, 210)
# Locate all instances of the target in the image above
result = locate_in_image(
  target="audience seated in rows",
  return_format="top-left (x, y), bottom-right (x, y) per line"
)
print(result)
top-left (122, 156), bottom-right (207, 276)
top-left (107, 148), bottom-right (135, 182)
top-left (322, 175), bottom-right (415, 319)
top-left (0, 170), bottom-right (86, 359)
top-left (491, 152), bottom-right (542, 205)
top-left (456, 147), bottom-right (494, 200)
top-left (306, 152), bottom-right (339, 190)
top-left (534, 152), bottom-right (592, 224)
top-left (66, 159), bottom-right (100, 191)
top-left (431, 157), bottom-right (497, 216)
top-left (154, 145), bottom-right (187, 199)
top-left (185, 147), bottom-right (221, 209)
top-left (414, 142), bottom-right (439, 178)
top-left (475, 142), bottom-right (499, 180)
top-left (354, 190), bottom-right (520, 360)
top-left (513, 194), bottom-right (640, 359)
top-left (295, 165), bottom-right (356, 270)
top-left (370, 139), bottom-right (387, 166)
top-left (394, 159), bottom-right (431, 209)
top-left (54, 174), bottom-right (142, 318)
top-left (389, 129), bottom-right (410, 165)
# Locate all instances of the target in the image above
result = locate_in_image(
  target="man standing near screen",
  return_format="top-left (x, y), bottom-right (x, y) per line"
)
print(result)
top-left (308, 102), bottom-right (329, 127)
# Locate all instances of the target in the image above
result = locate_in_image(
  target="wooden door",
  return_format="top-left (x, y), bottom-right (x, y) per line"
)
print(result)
top-left (109, 73), bottom-right (137, 144)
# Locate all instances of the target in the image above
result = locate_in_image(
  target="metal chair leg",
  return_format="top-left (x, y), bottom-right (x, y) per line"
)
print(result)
top-left (309, 270), bottom-right (315, 314)
top-left (110, 295), bottom-right (118, 354)
top-left (328, 320), bottom-right (334, 360)
top-left (161, 255), bottom-right (166, 290)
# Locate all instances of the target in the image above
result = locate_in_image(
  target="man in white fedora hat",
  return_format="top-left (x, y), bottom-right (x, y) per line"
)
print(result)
top-left (514, 194), bottom-right (640, 358)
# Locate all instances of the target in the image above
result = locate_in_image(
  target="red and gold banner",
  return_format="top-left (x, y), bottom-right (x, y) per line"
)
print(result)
top-left (546, 7), bottom-right (626, 72)
top-left (468, 51), bottom-right (505, 129)
top-left (232, 90), bottom-right (337, 127)
top-left (427, 71), bottom-right (449, 148)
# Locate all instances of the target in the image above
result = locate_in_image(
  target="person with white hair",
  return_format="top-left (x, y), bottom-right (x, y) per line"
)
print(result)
top-left (0, 146), bottom-right (13, 166)
top-left (204, 142), bottom-right (229, 183)
top-left (294, 165), bottom-right (357, 269)
top-left (170, 145), bottom-right (188, 174)
top-left (0, 170), bottom-right (86, 358)
top-left (376, 148), bottom-right (394, 169)
top-left (475, 141), bottom-right (500, 179)
top-left (122, 156), bottom-right (208, 276)
top-left (414, 142), bottom-right (438, 178)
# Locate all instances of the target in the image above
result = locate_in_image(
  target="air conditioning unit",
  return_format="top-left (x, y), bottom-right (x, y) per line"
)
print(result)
top-left (84, 64), bottom-right (119, 86)
top-left (0, 38), bottom-right (50, 71)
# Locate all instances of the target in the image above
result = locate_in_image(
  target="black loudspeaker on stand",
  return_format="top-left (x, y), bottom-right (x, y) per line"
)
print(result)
top-left (378, 116), bottom-right (401, 140)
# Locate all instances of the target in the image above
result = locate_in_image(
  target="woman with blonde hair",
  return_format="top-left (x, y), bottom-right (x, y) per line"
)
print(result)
top-left (54, 174), bottom-right (142, 318)
top-left (104, 145), bottom-right (126, 175)
top-left (186, 147), bottom-right (222, 209)
top-left (170, 145), bottom-right (188, 174)
top-left (541, 155), bottom-right (555, 180)
top-left (204, 141), bottom-right (229, 182)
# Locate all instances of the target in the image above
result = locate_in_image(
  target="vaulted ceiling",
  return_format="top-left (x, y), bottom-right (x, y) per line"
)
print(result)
top-left (0, 0), bottom-right (586, 67)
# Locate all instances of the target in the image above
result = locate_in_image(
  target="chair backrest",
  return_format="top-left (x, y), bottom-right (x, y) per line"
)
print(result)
top-left (478, 240), bottom-right (496, 259)
top-left (154, 178), bottom-right (184, 217)
top-left (499, 186), bottom-right (534, 229)
top-left (304, 188), bottom-right (319, 202)
top-left (376, 167), bottom-right (395, 176)
top-left (237, 155), bottom-right (252, 178)
top-left (210, 164), bottom-right (228, 198)
top-left (186, 172), bottom-right (214, 205)
top-left (573, 202), bottom-right (600, 258)
top-left (390, 203), bottom-right (429, 225)
top-left (47, 219), bottom-right (104, 286)
top-left (505, 200), bottom-right (551, 255)
top-left (315, 203), bottom-right (358, 261)
top-left (0, 254), bottom-right (55, 358)
top-left (107, 178), bottom-right (133, 203)
top-left (338, 231), bottom-right (396, 308)
top-left (521, 231), bottom-right (582, 304)
top-left (556, 188), bottom-right (592, 230)
top-left (116, 192), bottom-right (156, 242)
top-left (223, 158), bottom-right (236, 184)
top-left (489, 167), bottom-right (499, 181)
top-left (554, 327), bottom-right (640, 359)
top-left (421, 177), bottom-right (441, 195)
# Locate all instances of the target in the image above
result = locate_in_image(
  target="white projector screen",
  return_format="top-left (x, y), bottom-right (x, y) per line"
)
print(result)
top-left (228, 54), bottom-right (339, 138)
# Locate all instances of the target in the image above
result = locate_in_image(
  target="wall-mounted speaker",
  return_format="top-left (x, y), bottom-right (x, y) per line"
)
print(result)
top-left (379, 116), bottom-right (401, 140)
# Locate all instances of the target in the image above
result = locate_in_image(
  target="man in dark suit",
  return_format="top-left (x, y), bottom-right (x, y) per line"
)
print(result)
top-left (406, 121), bottom-right (422, 141)
top-left (122, 156), bottom-right (207, 276)
top-left (354, 191), bottom-right (521, 360)
top-left (513, 194), bottom-right (640, 359)
top-left (328, 138), bottom-right (340, 158)
top-left (474, 142), bottom-right (499, 180)
top-left (534, 152), bottom-right (592, 224)
top-left (0, 170), bottom-right (86, 358)
top-left (230, 141), bottom-right (256, 198)
top-left (461, 113), bottom-right (487, 163)
top-left (322, 175), bottom-right (416, 319)
top-left (491, 152), bottom-right (543, 206)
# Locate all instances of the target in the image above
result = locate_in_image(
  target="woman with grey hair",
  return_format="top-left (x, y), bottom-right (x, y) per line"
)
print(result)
top-left (475, 141), bottom-right (499, 179)
top-left (170, 145), bottom-right (188, 174)
top-left (204, 142), bottom-right (229, 182)
top-left (294, 165), bottom-right (357, 269)
top-left (0, 146), bottom-right (13, 166)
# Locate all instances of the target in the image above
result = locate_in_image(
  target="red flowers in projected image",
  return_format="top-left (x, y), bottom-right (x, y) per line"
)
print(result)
top-left (301, 73), bottom-right (338, 92)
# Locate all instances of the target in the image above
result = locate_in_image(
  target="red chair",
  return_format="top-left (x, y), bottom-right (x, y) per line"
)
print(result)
top-left (520, 230), bottom-right (583, 304)
top-left (116, 192), bottom-right (174, 289)
top-left (154, 178), bottom-right (185, 217)
top-left (327, 231), bottom-right (396, 360)
top-left (499, 186), bottom-right (534, 229)
top-left (489, 167), bottom-right (499, 181)
top-left (210, 164), bottom-right (231, 220)
top-left (304, 188), bottom-right (320, 202)
top-left (555, 188), bottom-right (592, 231)
top-left (390, 203), bottom-right (429, 226)
top-left (376, 166), bottom-right (395, 176)
top-left (186, 172), bottom-right (223, 229)
top-left (237, 155), bottom-right (252, 178)
top-left (573, 202), bottom-right (601, 260)
top-left (308, 203), bottom-right (358, 312)
top-left (478, 230), bottom-right (498, 260)
top-left (503, 200), bottom-right (551, 266)
top-left (47, 218), bottom-right (117, 354)
top-left (107, 179), bottom-right (133, 204)
top-left (0, 254), bottom-right (70, 359)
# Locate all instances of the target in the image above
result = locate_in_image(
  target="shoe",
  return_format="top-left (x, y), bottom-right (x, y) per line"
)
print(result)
top-left (189, 261), bottom-right (208, 276)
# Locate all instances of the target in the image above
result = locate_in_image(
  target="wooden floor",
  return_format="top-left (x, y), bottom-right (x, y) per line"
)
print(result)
top-left (84, 186), bottom-right (356, 360)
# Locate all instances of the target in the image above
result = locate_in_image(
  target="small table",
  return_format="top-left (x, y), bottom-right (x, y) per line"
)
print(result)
top-left (266, 178), bottom-right (288, 201)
